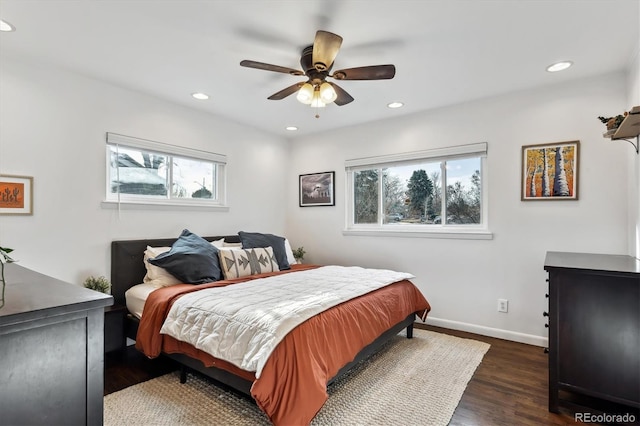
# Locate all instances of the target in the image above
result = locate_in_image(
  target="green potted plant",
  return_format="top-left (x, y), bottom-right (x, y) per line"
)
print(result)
top-left (292, 247), bottom-right (306, 264)
top-left (83, 275), bottom-right (111, 294)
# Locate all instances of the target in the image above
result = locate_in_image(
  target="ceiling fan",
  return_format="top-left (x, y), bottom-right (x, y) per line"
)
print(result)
top-left (240, 30), bottom-right (396, 110)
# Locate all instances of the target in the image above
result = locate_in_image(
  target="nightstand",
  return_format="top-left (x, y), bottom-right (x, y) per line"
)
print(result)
top-left (104, 304), bottom-right (127, 353)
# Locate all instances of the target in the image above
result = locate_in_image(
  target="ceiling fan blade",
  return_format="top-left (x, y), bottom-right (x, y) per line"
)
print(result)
top-left (240, 60), bottom-right (304, 76)
top-left (329, 82), bottom-right (354, 106)
top-left (312, 30), bottom-right (343, 71)
top-left (267, 82), bottom-right (304, 100)
top-left (331, 64), bottom-right (396, 80)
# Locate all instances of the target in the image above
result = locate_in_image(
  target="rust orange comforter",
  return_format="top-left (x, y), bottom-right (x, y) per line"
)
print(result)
top-left (135, 264), bottom-right (430, 425)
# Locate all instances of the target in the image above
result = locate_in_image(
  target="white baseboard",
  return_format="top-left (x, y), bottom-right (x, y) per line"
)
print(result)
top-left (421, 316), bottom-right (548, 347)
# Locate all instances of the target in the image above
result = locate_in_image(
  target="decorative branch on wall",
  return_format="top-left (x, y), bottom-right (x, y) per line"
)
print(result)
top-left (521, 141), bottom-right (579, 201)
top-left (599, 106), bottom-right (640, 154)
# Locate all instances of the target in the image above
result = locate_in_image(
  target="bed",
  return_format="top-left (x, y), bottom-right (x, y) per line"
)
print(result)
top-left (110, 233), bottom-right (431, 425)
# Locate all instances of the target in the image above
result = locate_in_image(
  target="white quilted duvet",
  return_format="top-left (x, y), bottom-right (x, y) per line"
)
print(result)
top-left (159, 265), bottom-right (414, 378)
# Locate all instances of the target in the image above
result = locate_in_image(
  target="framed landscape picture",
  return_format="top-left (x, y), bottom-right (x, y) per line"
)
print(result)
top-left (0, 174), bottom-right (33, 215)
top-left (299, 171), bottom-right (335, 207)
top-left (521, 140), bottom-right (579, 201)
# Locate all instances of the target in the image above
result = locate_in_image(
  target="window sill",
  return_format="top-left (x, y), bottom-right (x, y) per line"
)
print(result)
top-left (342, 227), bottom-right (493, 240)
top-left (101, 200), bottom-right (229, 212)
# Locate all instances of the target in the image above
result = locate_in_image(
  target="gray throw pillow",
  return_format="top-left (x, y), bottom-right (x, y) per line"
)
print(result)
top-left (238, 231), bottom-right (290, 270)
top-left (149, 229), bottom-right (221, 284)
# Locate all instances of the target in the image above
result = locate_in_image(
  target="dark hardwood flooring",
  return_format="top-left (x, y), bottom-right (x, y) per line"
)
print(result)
top-left (417, 325), bottom-right (633, 426)
top-left (105, 345), bottom-right (178, 395)
top-left (105, 325), bottom-right (639, 425)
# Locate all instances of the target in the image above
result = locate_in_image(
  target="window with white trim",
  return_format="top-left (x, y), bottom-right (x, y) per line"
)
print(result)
top-left (345, 143), bottom-right (489, 237)
top-left (105, 133), bottom-right (227, 208)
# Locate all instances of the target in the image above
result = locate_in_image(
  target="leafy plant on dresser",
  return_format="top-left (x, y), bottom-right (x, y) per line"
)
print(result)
top-left (83, 275), bottom-right (111, 294)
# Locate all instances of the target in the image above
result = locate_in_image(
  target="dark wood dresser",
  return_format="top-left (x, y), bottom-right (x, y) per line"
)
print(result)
top-left (544, 251), bottom-right (640, 414)
top-left (0, 263), bottom-right (113, 425)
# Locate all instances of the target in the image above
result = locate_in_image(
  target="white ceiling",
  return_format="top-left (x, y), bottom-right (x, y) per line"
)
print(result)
top-left (1, 0), bottom-right (638, 138)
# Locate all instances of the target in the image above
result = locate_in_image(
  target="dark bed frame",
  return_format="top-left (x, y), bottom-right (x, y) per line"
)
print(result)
top-left (110, 235), bottom-right (415, 396)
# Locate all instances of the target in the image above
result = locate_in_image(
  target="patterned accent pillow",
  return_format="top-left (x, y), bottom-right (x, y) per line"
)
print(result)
top-left (238, 231), bottom-right (290, 270)
top-left (218, 247), bottom-right (280, 280)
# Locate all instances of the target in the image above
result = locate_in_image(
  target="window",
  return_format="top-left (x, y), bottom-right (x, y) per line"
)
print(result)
top-left (105, 133), bottom-right (227, 208)
top-left (345, 143), bottom-right (490, 239)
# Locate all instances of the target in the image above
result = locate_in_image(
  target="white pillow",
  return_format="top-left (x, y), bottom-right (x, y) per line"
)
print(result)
top-left (143, 246), bottom-right (182, 287)
top-left (210, 238), bottom-right (225, 248)
top-left (284, 239), bottom-right (297, 265)
top-left (222, 240), bottom-right (242, 248)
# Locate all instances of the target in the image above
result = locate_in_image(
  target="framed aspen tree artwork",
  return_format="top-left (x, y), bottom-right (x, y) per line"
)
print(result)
top-left (521, 140), bottom-right (579, 201)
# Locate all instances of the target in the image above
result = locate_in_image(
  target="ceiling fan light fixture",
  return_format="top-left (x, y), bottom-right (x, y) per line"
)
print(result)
top-left (241, 30), bottom-right (395, 110)
top-left (310, 89), bottom-right (326, 108)
top-left (319, 82), bottom-right (337, 104)
top-left (296, 83), bottom-right (314, 104)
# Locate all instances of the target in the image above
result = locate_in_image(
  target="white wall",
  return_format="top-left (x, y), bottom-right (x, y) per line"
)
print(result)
top-left (0, 58), bottom-right (290, 284)
top-left (287, 72), bottom-right (630, 345)
top-left (1, 56), bottom-right (634, 347)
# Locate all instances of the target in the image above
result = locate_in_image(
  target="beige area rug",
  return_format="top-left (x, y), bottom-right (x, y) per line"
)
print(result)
top-left (104, 329), bottom-right (490, 426)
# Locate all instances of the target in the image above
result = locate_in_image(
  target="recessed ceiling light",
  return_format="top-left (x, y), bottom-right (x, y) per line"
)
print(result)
top-left (387, 102), bottom-right (404, 109)
top-left (191, 92), bottom-right (209, 100)
top-left (0, 20), bottom-right (15, 32)
top-left (546, 61), bottom-right (573, 72)
top-left (285, 126), bottom-right (298, 131)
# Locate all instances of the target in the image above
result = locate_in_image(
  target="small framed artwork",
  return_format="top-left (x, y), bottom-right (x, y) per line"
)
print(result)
top-left (299, 171), bottom-right (335, 207)
top-left (521, 140), bottom-right (579, 201)
top-left (0, 175), bottom-right (33, 215)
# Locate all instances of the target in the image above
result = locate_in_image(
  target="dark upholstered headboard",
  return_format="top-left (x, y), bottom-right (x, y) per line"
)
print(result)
top-left (110, 234), bottom-right (241, 307)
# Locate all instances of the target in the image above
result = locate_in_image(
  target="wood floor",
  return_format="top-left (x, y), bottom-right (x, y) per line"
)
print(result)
top-left (105, 325), bottom-right (639, 425)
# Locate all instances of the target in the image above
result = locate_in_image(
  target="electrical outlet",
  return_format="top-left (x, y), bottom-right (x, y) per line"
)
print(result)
top-left (498, 299), bottom-right (509, 313)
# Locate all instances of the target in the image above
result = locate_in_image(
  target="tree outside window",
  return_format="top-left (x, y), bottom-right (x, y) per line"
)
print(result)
top-left (350, 155), bottom-right (483, 227)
